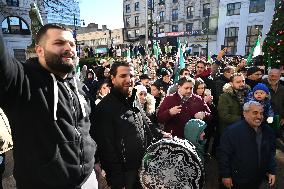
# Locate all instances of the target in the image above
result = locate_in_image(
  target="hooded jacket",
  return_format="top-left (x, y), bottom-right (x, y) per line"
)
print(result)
top-left (0, 35), bottom-right (96, 189)
top-left (217, 83), bottom-right (250, 134)
top-left (184, 119), bottom-right (207, 161)
top-left (92, 88), bottom-right (163, 187)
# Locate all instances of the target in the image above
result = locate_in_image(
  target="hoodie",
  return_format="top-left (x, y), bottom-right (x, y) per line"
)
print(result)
top-left (0, 34), bottom-right (96, 189)
top-left (184, 119), bottom-right (207, 161)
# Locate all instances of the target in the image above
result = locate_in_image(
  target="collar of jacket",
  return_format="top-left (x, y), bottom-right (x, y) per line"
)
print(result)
top-left (111, 88), bottom-right (132, 106)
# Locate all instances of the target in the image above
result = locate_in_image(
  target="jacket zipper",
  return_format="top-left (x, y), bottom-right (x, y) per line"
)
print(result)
top-left (64, 82), bottom-right (84, 175)
top-left (121, 139), bottom-right (127, 164)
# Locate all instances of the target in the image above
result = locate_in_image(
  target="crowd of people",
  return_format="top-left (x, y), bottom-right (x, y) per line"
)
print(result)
top-left (0, 23), bottom-right (283, 189)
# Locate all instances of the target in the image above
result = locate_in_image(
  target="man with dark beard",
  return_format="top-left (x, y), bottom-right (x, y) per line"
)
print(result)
top-left (0, 24), bottom-right (97, 189)
top-left (217, 73), bottom-right (250, 134)
top-left (92, 61), bottom-right (171, 189)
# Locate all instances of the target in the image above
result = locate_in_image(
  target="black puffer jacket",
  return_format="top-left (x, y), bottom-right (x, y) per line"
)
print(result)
top-left (92, 88), bottom-right (162, 188)
top-left (0, 35), bottom-right (96, 189)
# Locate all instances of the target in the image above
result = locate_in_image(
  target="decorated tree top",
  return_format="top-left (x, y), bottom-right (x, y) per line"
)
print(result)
top-left (263, 0), bottom-right (284, 68)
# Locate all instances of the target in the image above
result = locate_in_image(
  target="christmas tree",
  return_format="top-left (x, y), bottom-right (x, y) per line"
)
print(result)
top-left (263, 0), bottom-right (284, 68)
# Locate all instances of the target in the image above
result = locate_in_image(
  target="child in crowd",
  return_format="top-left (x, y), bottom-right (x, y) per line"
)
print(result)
top-left (246, 83), bottom-right (274, 123)
top-left (184, 119), bottom-right (207, 162)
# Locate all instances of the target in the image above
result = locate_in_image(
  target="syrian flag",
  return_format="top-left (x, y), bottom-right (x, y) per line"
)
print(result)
top-left (247, 35), bottom-right (262, 66)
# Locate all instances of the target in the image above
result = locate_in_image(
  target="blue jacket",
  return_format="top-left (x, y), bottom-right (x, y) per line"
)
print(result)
top-left (246, 92), bottom-right (274, 118)
top-left (217, 120), bottom-right (276, 183)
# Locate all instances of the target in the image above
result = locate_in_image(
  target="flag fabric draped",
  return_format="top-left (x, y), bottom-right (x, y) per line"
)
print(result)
top-left (247, 35), bottom-right (262, 66)
top-left (174, 39), bottom-right (185, 83)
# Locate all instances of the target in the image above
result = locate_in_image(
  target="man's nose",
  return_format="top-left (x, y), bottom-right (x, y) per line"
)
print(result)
top-left (64, 43), bottom-right (72, 51)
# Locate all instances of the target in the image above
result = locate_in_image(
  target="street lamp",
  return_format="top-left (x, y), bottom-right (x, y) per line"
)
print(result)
top-left (73, 14), bottom-right (85, 56)
top-left (205, 15), bottom-right (209, 58)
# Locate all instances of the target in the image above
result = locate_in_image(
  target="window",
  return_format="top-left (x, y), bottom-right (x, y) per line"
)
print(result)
top-left (1, 17), bottom-right (30, 35)
top-left (135, 2), bottom-right (139, 11)
top-left (159, 11), bottom-right (165, 22)
top-left (172, 9), bottom-right (178, 21)
top-left (126, 4), bottom-right (130, 13)
top-left (246, 25), bottom-right (263, 54)
top-left (202, 17), bottom-right (209, 31)
top-left (249, 0), bottom-right (266, 13)
top-left (227, 3), bottom-right (241, 16)
top-left (203, 3), bottom-right (210, 17)
top-left (13, 49), bottom-right (26, 61)
top-left (187, 6), bottom-right (194, 19)
top-left (159, 0), bottom-right (165, 5)
top-left (224, 27), bottom-right (239, 55)
top-left (172, 25), bottom-right (178, 32)
top-left (159, 26), bottom-right (165, 33)
top-left (127, 31), bottom-right (132, 38)
top-left (186, 23), bottom-right (193, 32)
top-left (173, 0), bottom-right (178, 3)
top-left (135, 16), bottom-right (139, 26)
top-left (135, 29), bottom-right (139, 37)
top-left (125, 17), bottom-right (130, 27)
top-left (6, 0), bottom-right (19, 7)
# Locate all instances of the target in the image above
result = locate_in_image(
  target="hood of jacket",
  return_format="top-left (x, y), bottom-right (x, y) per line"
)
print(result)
top-left (184, 119), bottom-right (207, 144)
top-left (223, 82), bottom-right (250, 95)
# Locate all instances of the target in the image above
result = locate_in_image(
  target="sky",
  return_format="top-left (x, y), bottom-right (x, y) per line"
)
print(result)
top-left (79, 0), bottom-right (124, 29)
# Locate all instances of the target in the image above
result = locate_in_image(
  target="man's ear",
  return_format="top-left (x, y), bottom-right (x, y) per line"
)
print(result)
top-left (35, 45), bottom-right (44, 57)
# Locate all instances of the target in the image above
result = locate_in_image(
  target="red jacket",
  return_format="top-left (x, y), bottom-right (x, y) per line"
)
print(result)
top-left (157, 92), bottom-right (211, 138)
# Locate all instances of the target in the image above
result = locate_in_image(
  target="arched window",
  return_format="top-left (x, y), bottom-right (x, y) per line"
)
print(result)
top-left (2, 17), bottom-right (30, 35)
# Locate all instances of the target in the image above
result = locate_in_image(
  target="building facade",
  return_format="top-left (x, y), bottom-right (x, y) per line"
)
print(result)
top-left (0, 0), bottom-right (47, 61)
top-left (216, 0), bottom-right (275, 55)
top-left (123, 0), bottom-right (220, 56)
top-left (76, 23), bottom-right (124, 55)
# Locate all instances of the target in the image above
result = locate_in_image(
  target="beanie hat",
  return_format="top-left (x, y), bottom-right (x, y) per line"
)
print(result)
top-left (252, 83), bottom-right (269, 94)
top-left (246, 66), bottom-right (261, 76)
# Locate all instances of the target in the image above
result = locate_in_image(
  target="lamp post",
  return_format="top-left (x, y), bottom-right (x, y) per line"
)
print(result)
top-left (206, 15), bottom-right (209, 58)
top-left (73, 14), bottom-right (85, 56)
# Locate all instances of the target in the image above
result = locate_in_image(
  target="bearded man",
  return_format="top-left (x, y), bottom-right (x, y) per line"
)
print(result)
top-left (217, 73), bottom-right (250, 134)
top-left (0, 24), bottom-right (97, 189)
top-left (92, 61), bottom-right (171, 189)
top-left (263, 68), bottom-right (284, 137)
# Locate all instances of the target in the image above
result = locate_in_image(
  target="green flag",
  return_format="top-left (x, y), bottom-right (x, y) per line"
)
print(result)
top-left (174, 39), bottom-right (185, 83)
top-left (208, 52), bottom-right (212, 63)
top-left (247, 36), bottom-right (261, 66)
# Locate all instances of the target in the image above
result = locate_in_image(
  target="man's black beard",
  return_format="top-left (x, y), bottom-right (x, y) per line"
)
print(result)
top-left (44, 50), bottom-right (76, 74)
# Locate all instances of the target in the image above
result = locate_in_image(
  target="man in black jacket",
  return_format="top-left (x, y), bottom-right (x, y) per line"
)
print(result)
top-left (0, 24), bottom-right (97, 189)
top-left (218, 101), bottom-right (276, 189)
top-left (93, 61), bottom-right (170, 189)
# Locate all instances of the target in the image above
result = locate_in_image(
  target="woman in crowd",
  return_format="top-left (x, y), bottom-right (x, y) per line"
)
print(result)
top-left (193, 78), bottom-right (218, 157)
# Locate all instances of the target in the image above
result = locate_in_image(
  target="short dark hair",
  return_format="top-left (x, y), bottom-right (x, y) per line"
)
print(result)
top-left (35, 23), bottom-right (71, 45)
top-left (179, 68), bottom-right (190, 76)
top-left (178, 76), bottom-right (195, 86)
top-left (110, 61), bottom-right (130, 77)
top-left (151, 83), bottom-right (161, 90)
top-left (140, 74), bottom-right (150, 80)
top-left (230, 73), bottom-right (244, 82)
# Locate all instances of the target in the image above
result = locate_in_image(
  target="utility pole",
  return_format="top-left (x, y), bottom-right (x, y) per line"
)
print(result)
top-left (206, 15), bottom-right (209, 58)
